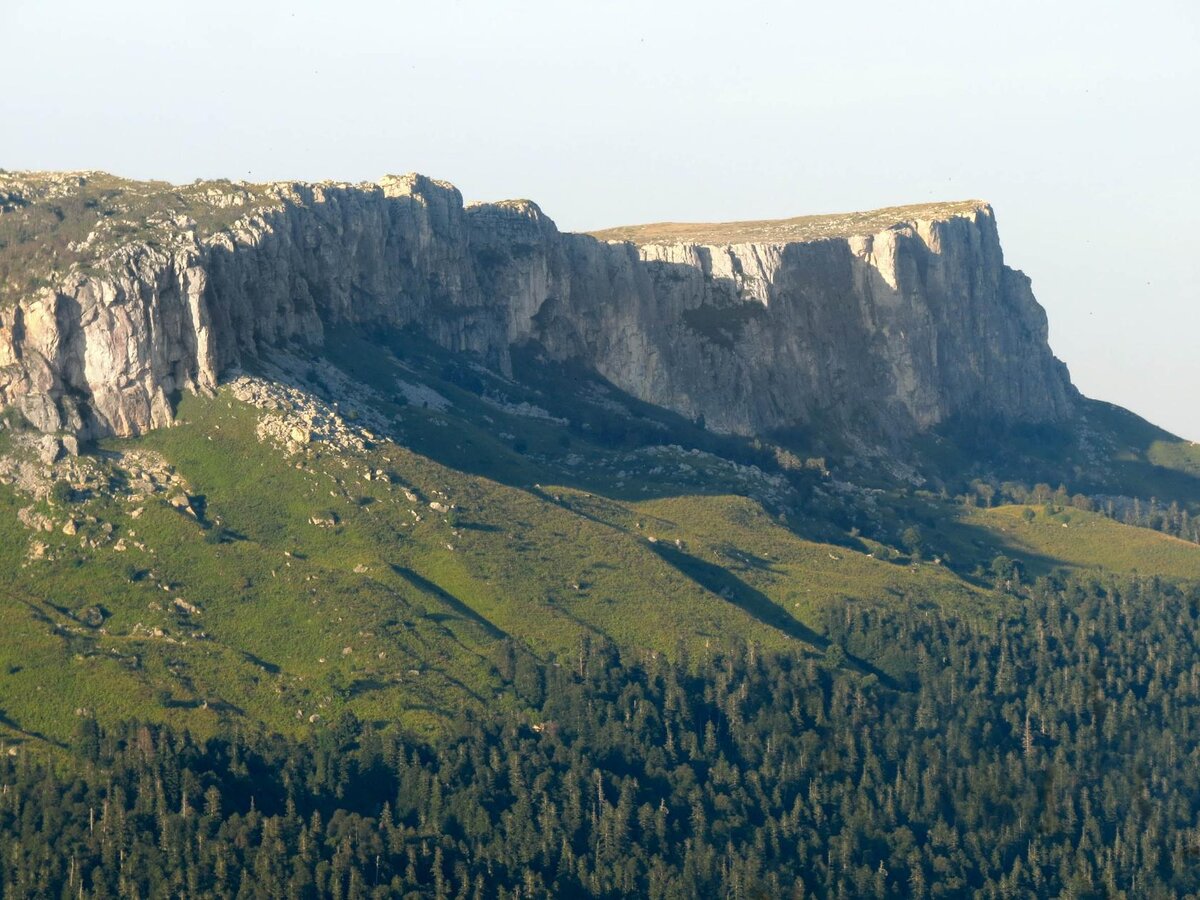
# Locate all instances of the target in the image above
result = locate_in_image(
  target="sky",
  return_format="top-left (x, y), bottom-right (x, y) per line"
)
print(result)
top-left (4, 0), bottom-right (1198, 438)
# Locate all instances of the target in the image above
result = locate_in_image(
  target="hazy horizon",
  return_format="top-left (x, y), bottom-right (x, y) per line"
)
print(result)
top-left (5, 0), bottom-right (1197, 437)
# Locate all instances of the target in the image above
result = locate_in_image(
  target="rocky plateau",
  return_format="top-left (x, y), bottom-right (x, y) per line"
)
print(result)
top-left (0, 171), bottom-right (1076, 444)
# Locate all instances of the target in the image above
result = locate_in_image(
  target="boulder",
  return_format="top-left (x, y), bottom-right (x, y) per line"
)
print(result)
top-left (36, 435), bottom-right (61, 465)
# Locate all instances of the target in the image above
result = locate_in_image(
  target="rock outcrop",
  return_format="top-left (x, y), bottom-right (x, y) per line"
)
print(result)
top-left (0, 171), bottom-right (1074, 441)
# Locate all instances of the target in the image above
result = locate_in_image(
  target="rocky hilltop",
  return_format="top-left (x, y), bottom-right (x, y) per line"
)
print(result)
top-left (0, 170), bottom-right (1074, 442)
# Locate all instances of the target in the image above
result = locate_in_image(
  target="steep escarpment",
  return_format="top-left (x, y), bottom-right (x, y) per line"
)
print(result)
top-left (0, 173), bottom-right (506, 438)
top-left (557, 204), bottom-right (1074, 435)
top-left (0, 170), bottom-right (1074, 442)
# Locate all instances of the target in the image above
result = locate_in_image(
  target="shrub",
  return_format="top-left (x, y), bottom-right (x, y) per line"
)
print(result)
top-left (50, 479), bottom-right (74, 505)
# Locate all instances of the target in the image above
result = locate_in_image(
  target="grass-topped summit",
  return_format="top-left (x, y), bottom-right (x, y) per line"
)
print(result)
top-left (586, 199), bottom-right (990, 245)
top-left (0, 170), bottom-right (284, 306)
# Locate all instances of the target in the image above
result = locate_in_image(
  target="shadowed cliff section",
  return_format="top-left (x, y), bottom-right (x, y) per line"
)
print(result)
top-left (0, 170), bottom-right (1075, 445)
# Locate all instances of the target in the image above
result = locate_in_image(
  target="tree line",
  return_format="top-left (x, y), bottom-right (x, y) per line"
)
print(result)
top-left (3, 573), bottom-right (1200, 897)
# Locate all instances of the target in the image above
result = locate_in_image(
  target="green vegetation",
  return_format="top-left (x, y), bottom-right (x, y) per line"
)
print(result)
top-left (1083, 399), bottom-right (1200, 502)
top-left (0, 325), bottom-right (1195, 752)
top-left (0, 171), bottom-right (279, 305)
top-left (919, 399), bottom-right (1200, 509)
top-left (966, 504), bottom-right (1200, 579)
top-left (4, 572), bottom-right (1200, 897)
top-left (0, 311), bottom-right (1195, 896)
top-left (680, 301), bottom-right (765, 348)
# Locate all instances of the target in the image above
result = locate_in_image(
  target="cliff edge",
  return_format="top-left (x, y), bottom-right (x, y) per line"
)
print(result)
top-left (0, 171), bottom-right (1074, 442)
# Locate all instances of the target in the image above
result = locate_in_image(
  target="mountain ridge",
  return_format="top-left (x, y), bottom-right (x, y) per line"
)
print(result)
top-left (0, 174), bottom-right (1196, 747)
top-left (0, 170), bottom-right (1073, 446)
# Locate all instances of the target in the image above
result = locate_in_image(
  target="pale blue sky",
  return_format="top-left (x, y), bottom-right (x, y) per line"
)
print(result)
top-left (5, 0), bottom-right (1198, 437)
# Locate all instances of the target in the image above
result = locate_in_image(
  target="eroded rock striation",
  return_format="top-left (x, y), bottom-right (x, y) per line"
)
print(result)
top-left (0, 171), bottom-right (1074, 441)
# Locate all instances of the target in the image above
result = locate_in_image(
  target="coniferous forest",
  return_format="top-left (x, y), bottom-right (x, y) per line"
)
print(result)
top-left (3, 4), bottom-right (1199, 896)
top-left (4, 573), bottom-right (1200, 898)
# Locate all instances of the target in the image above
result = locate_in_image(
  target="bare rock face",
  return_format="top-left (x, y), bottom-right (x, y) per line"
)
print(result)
top-left (547, 205), bottom-right (1075, 435)
top-left (0, 172), bottom-right (1075, 441)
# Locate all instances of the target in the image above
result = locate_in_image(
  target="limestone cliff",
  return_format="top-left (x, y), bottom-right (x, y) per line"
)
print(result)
top-left (0, 171), bottom-right (1074, 442)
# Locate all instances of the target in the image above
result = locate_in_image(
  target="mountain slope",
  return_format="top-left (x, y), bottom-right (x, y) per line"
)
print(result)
top-left (1, 170), bottom-right (1198, 748)
top-left (0, 331), bottom-right (1196, 746)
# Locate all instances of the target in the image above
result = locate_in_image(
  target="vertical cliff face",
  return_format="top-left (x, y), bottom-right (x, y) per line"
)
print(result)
top-left (541, 204), bottom-right (1074, 435)
top-left (0, 172), bottom-right (1074, 442)
top-left (0, 174), bottom-right (507, 437)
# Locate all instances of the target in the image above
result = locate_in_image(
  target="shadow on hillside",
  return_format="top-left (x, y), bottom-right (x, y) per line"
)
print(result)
top-left (390, 566), bottom-right (508, 640)
top-left (1082, 400), bottom-right (1200, 503)
top-left (938, 515), bottom-right (1079, 583)
top-left (293, 329), bottom-right (883, 571)
top-left (205, 698), bottom-right (247, 716)
top-left (647, 542), bottom-right (903, 686)
top-left (241, 651), bottom-right (281, 674)
top-left (713, 545), bottom-right (782, 573)
top-left (927, 400), bottom-right (1200, 506)
top-left (0, 708), bottom-right (65, 749)
top-left (646, 542), bottom-right (823, 645)
top-left (321, 328), bottom-right (817, 493)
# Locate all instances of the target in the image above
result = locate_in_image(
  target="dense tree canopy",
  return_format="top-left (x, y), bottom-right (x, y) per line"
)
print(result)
top-left (3, 573), bottom-right (1200, 898)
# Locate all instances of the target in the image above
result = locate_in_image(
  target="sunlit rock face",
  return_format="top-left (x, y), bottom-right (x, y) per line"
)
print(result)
top-left (0, 173), bottom-right (1073, 440)
top-left (550, 202), bottom-right (1075, 436)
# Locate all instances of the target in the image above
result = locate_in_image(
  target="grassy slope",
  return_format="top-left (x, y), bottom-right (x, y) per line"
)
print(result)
top-left (1, 340), bottom-right (1197, 748)
top-left (884, 490), bottom-right (1200, 584)
top-left (1083, 399), bottom-right (1200, 501)
top-left (966, 504), bottom-right (1200, 579)
top-left (911, 399), bottom-right (1200, 510)
top-left (0, 391), bottom-right (830, 745)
